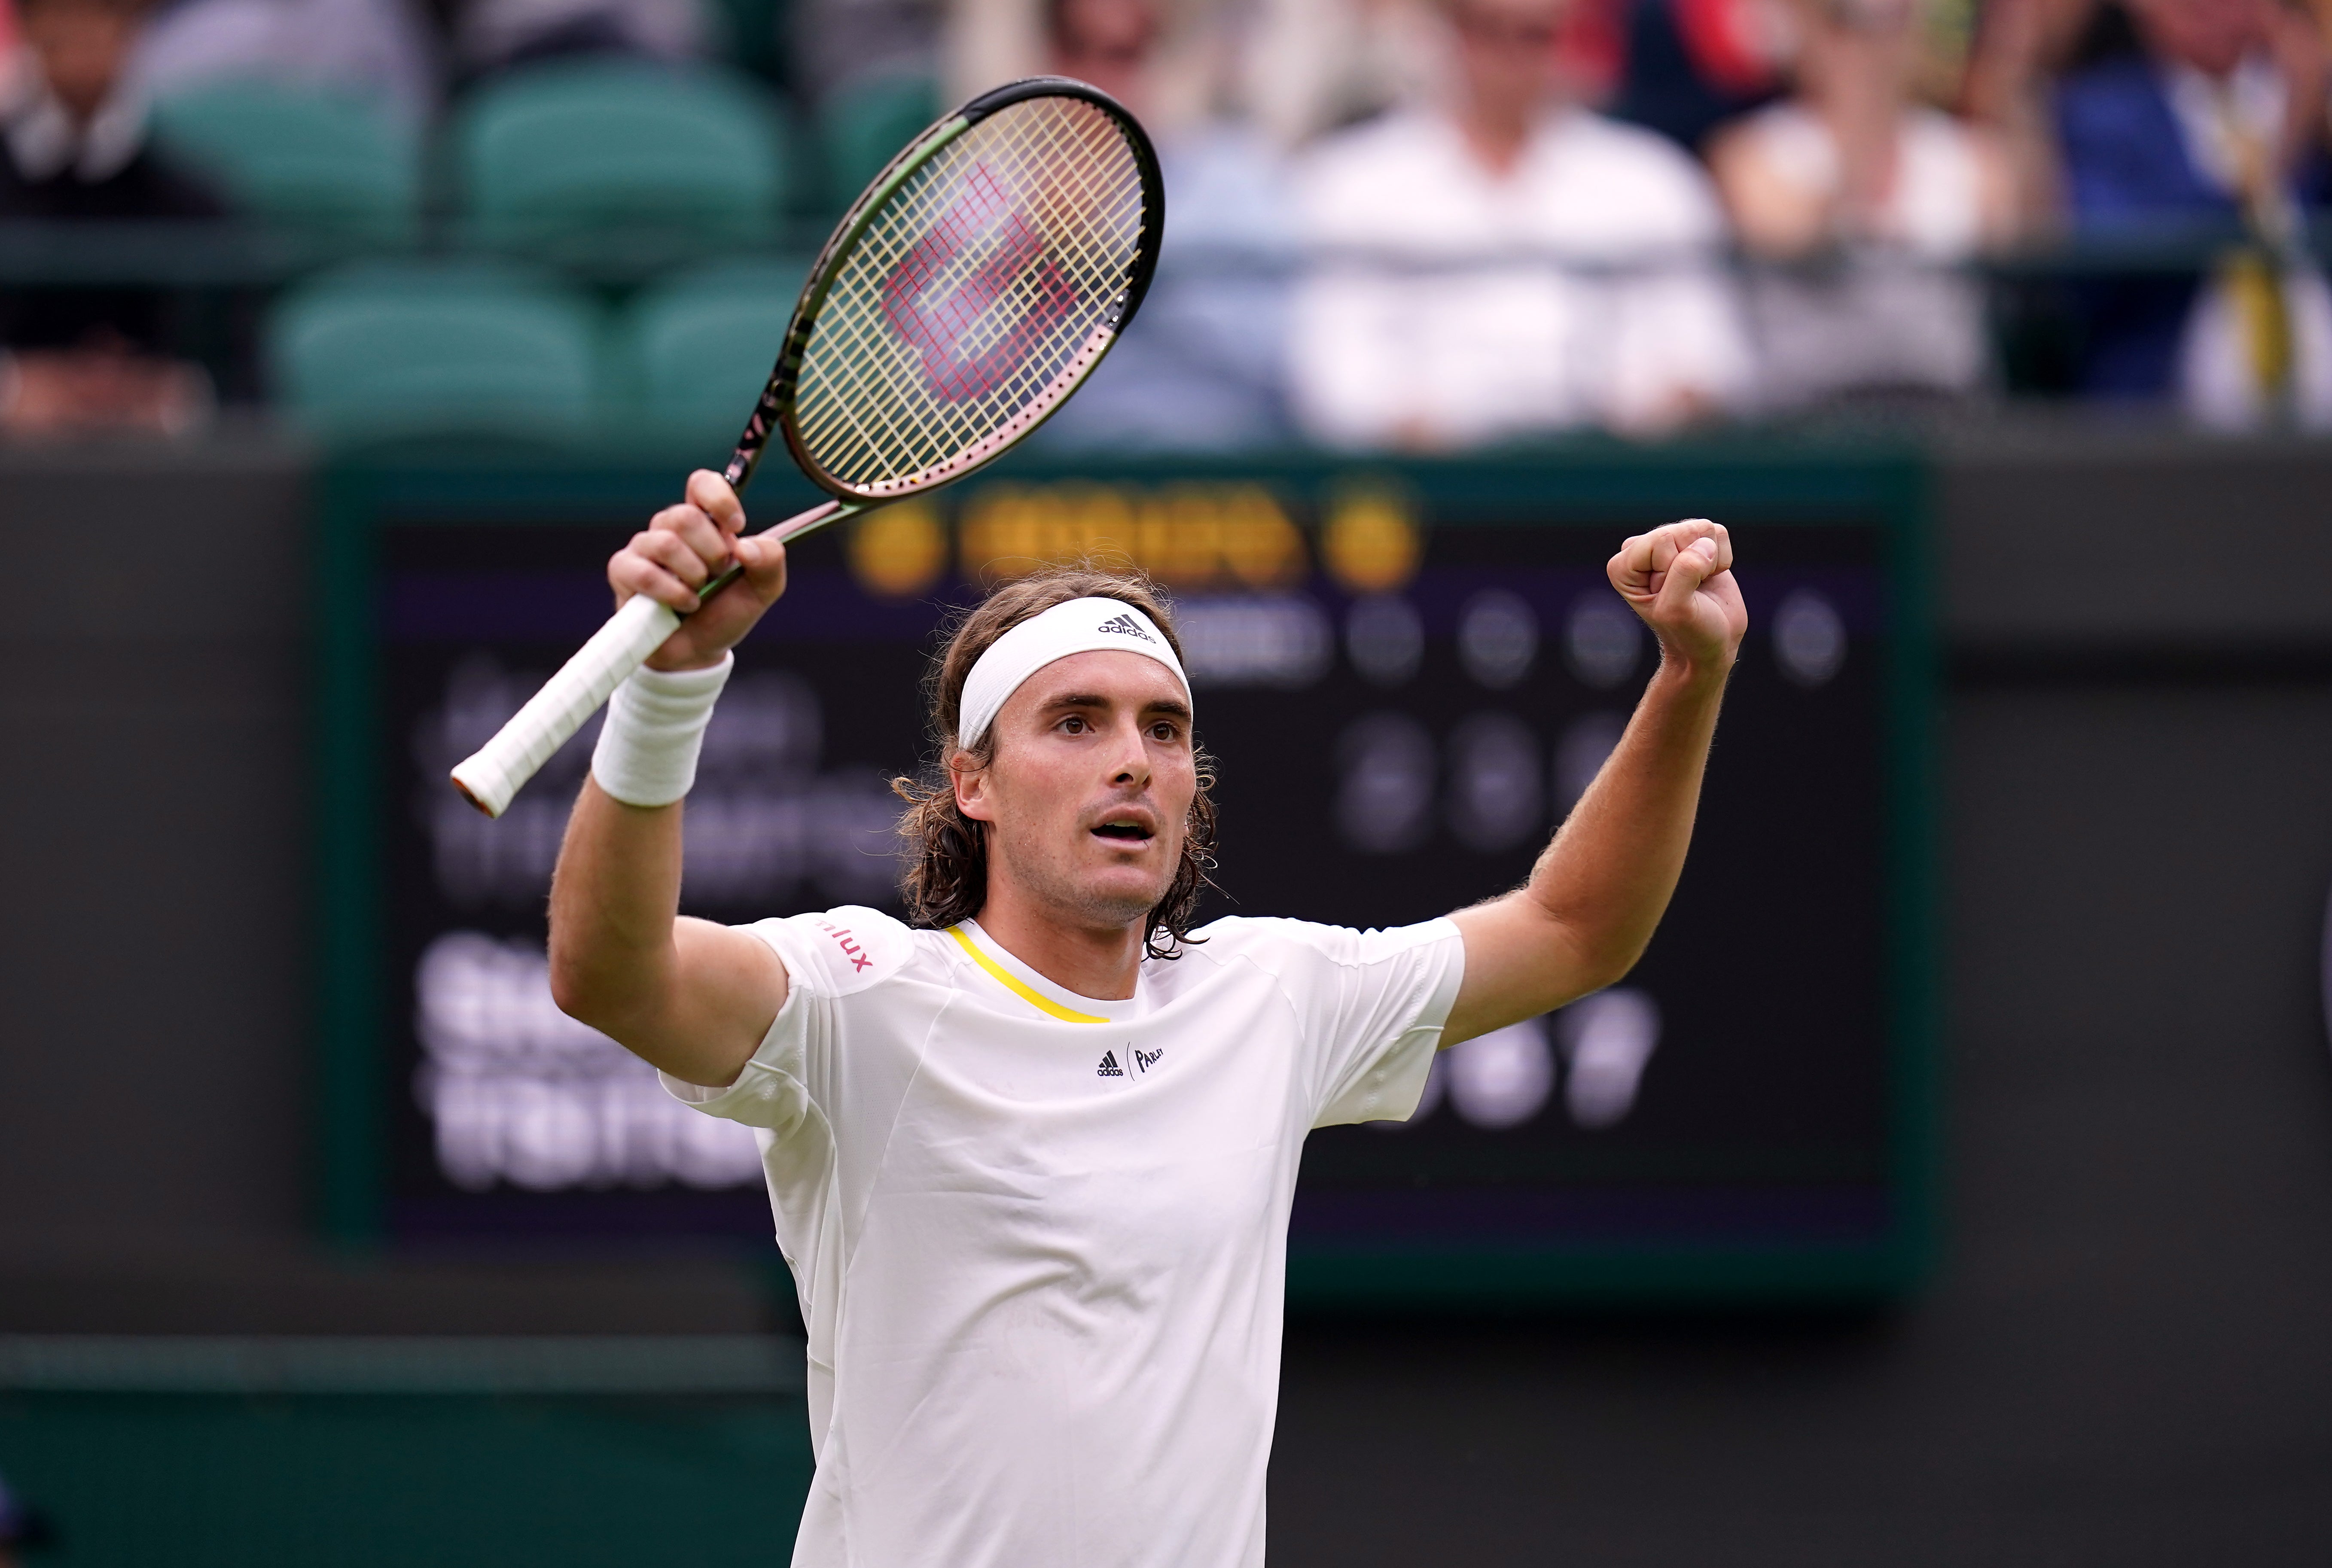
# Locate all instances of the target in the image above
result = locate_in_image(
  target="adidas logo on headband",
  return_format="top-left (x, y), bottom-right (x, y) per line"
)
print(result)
top-left (956, 597), bottom-right (1191, 747)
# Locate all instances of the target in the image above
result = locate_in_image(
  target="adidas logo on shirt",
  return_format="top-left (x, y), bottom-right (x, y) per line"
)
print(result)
top-left (1097, 1046), bottom-right (1163, 1080)
top-left (1095, 613), bottom-right (1155, 642)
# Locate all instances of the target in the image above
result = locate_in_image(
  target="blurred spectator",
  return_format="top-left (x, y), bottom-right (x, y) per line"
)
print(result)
top-left (1043, 0), bottom-right (1149, 102)
top-left (0, 0), bottom-right (224, 434)
top-left (1610, 0), bottom-right (1786, 149)
top-left (943, 0), bottom-right (1040, 105)
top-left (796, 0), bottom-right (937, 107)
top-left (2052, 0), bottom-right (2332, 426)
top-left (1289, 0), bottom-right (1751, 448)
top-left (1235, 0), bottom-right (1625, 146)
top-left (945, 0), bottom-right (1232, 133)
top-left (1959, 0), bottom-right (2092, 225)
top-left (129, 0), bottom-right (438, 130)
top-left (1230, 0), bottom-right (1454, 146)
top-left (1706, 0), bottom-right (2022, 411)
top-left (447, 0), bottom-right (709, 80)
top-left (1026, 0), bottom-right (1298, 449)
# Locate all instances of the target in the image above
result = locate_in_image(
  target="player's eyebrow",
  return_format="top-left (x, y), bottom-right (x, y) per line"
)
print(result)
top-left (1045, 692), bottom-right (1193, 723)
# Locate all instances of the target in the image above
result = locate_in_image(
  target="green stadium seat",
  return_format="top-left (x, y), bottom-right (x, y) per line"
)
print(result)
top-left (613, 258), bottom-right (807, 435)
top-left (268, 262), bottom-right (604, 438)
top-left (816, 74), bottom-right (938, 212)
top-left (449, 59), bottom-right (792, 261)
top-left (150, 83), bottom-right (419, 239)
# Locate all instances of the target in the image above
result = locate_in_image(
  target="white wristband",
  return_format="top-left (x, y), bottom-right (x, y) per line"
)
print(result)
top-left (589, 654), bottom-right (733, 807)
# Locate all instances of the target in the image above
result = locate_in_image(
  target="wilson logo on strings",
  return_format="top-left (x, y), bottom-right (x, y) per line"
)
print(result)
top-left (880, 165), bottom-right (1078, 403)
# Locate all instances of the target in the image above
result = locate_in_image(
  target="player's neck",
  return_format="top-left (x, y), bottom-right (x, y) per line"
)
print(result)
top-left (972, 884), bottom-right (1145, 1002)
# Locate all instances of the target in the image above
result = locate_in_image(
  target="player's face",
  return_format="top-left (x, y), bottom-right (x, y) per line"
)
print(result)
top-left (958, 649), bottom-right (1197, 934)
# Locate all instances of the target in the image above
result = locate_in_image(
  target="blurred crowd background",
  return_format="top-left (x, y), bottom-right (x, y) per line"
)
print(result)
top-left (1, 0), bottom-right (2326, 445)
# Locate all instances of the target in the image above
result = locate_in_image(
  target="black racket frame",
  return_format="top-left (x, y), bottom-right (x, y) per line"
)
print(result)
top-left (721, 76), bottom-right (1166, 506)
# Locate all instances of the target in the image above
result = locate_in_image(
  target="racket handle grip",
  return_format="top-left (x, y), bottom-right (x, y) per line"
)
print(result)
top-left (450, 593), bottom-right (683, 818)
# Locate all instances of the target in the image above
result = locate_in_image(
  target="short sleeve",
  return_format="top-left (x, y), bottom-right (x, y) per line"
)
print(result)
top-left (658, 937), bottom-right (817, 1136)
top-left (1290, 917), bottom-right (1467, 1129)
top-left (657, 905), bottom-right (911, 1136)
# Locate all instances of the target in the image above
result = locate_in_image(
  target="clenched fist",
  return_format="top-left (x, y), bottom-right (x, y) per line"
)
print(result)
top-left (610, 469), bottom-right (790, 671)
top-left (1607, 518), bottom-right (1747, 678)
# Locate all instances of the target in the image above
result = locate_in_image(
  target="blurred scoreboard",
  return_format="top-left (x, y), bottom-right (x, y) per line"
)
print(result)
top-left (318, 444), bottom-right (1935, 1305)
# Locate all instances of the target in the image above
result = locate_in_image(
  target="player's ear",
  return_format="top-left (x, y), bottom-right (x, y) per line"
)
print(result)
top-left (951, 746), bottom-right (995, 822)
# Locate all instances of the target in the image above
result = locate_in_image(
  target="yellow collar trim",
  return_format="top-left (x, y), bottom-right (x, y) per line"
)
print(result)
top-left (945, 925), bottom-right (1110, 1023)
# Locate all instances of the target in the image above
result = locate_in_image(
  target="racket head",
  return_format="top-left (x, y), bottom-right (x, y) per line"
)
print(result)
top-left (723, 78), bottom-right (1163, 502)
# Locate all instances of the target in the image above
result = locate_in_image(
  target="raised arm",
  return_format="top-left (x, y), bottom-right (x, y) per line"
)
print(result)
top-left (1442, 519), bottom-right (1746, 1045)
top-left (546, 470), bottom-right (793, 1089)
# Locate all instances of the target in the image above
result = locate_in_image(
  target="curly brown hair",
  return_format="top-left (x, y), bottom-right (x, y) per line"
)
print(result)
top-left (891, 565), bottom-right (1219, 959)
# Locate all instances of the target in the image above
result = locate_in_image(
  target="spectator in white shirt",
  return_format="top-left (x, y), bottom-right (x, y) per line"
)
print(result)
top-left (1288, 0), bottom-right (1753, 448)
top-left (1705, 0), bottom-right (2025, 412)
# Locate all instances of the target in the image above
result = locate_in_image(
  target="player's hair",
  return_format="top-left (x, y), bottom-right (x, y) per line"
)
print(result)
top-left (893, 565), bottom-right (1219, 958)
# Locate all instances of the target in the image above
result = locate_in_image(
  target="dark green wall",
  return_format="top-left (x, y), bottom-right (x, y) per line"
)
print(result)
top-left (0, 1390), bottom-right (809, 1566)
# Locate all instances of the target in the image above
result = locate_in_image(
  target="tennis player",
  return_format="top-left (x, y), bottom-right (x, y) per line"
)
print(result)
top-left (549, 469), bottom-right (1747, 1568)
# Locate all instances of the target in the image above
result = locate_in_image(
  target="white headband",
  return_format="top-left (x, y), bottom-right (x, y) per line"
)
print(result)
top-left (957, 597), bottom-right (1192, 747)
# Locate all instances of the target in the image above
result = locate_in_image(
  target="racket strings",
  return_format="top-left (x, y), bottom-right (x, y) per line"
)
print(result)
top-left (793, 95), bottom-right (1146, 492)
top-left (804, 116), bottom-right (1126, 475)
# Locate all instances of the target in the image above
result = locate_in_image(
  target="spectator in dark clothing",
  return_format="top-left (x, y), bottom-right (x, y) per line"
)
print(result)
top-left (1610, 0), bottom-right (1783, 152)
top-left (2052, 0), bottom-right (2332, 423)
top-left (0, 0), bottom-right (224, 432)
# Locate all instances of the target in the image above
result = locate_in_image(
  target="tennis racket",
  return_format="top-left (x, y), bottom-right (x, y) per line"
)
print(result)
top-left (450, 76), bottom-right (1164, 816)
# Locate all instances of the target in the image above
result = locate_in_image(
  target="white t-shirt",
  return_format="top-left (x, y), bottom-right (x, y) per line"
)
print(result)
top-left (1289, 107), bottom-right (1752, 445)
top-left (665, 908), bottom-right (1466, 1568)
